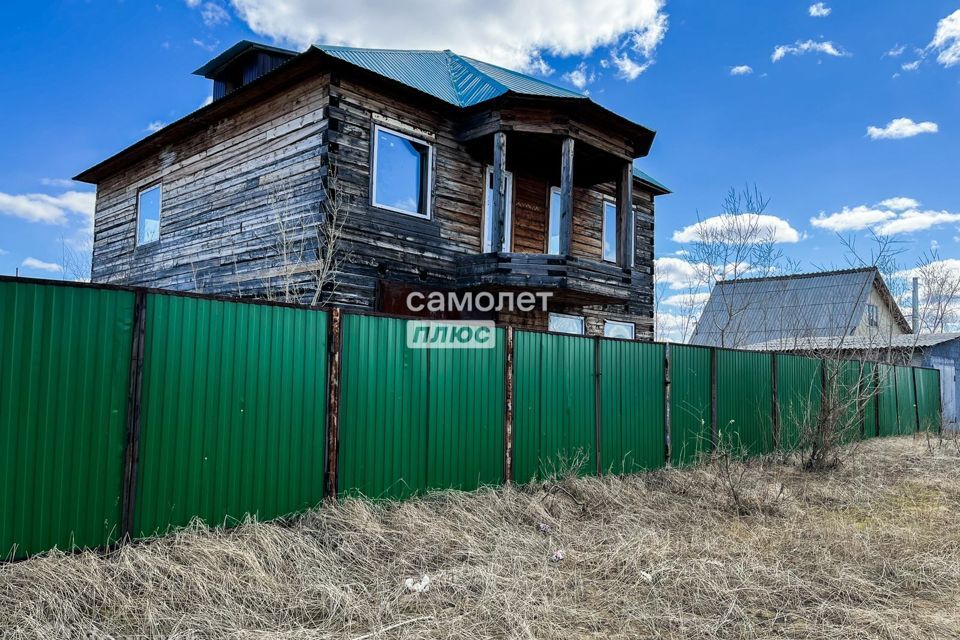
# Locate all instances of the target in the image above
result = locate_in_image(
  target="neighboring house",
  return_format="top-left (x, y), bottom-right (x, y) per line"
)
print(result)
top-left (74, 41), bottom-right (669, 339)
top-left (689, 267), bottom-right (911, 349)
top-left (691, 267), bottom-right (957, 426)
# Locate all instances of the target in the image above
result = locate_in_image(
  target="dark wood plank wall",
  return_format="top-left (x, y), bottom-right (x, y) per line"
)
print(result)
top-left (91, 74), bottom-right (331, 298)
top-left (90, 68), bottom-right (657, 337)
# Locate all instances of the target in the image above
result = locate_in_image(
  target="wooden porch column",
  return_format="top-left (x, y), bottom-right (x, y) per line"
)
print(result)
top-left (558, 137), bottom-right (575, 256)
top-left (490, 131), bottom-right (508, 252)
top-left (616, 161), bottom-right (635, 267)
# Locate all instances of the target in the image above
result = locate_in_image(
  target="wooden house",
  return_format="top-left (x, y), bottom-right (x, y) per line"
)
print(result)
top-left (75, 41), bottom-right (669, 338)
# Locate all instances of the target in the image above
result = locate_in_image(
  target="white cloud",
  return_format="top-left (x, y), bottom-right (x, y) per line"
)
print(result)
top-left (0, 248), bottom-right (8, 256)
top-left (146, 121), bottom-right (167, 133)
top-left (866, 117), bottom-right (938, 140)
top-left (730, 65), bottom-right (753, 76)
top-left (21, 257), bottom-right (63, 274)
top-left (671, 214), bottom-right (802, 244)
top-left (662, 291), bottom-right (710, 307)
top-left (879, 197), bottom-right (920, 211)
top-left (808, 2), bottom-right (831, 17)
top-left (609, 52), bottom-right (652, 79)
top-left (655, 257), bottom-right (701, 290)
top-left (772, 39), bottom-right (849, 62)
top-left (200, 95), bottom-right (214, 108)
top-left (227, 0), bottom-right (669, 75)
top-left (929, 9), bottom-right (960, 67)
top-left (562, 62), bottom-right (595, 90)
top-left (810, 205), bottom-right (896, 232)
top-left (40, 178), bottom-right (76, 188)
top-left (192, 37), bottom-right (220, 51)
top-left (811, 197), bottom-right (960, 235)
top-left (0, 190), bottom-right (95, 226)
top-left (199, 2), bottom-right (230, 27)
top-left (885, 44), bottom-right (906, 57)
top-left (877, 210), bottom-right (960, 235)
top-left (185, 0), bottom-right (202, 7)
top-left (901, 59), bottom-right (921, 71)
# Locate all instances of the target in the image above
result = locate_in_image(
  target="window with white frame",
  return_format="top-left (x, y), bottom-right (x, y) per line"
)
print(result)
top-left (547, 186), bottom-right (561, 254)
top-left (603, 320), bottom-right (635, 340)
top-left (548, 312), bottom-right (585, 335)
top-left (136, 184), bottom-right (162, 246)
top-left (602, 199), bottom-right (617, 263)
top-left (867, 303), bottom-right (879, 327)
top-left (371, 125), bottom-right (432, 218)
top-left (482, 166), bottom-right (514, 252)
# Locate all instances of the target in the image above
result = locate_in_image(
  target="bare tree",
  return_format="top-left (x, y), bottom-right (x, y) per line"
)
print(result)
top-left (914, 251), bottom-right (960, 333)
top-left (243, 166), bottom-right (349, 306)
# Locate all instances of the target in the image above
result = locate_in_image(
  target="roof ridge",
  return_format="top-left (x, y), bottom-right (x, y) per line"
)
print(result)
top-left (714, 266), bottom-right (877, 285)
top-left (444, 50), bottom-right (509, 107)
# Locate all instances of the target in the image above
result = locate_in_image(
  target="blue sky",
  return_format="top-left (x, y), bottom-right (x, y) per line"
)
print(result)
top-left (1, 1), bottom-right (958, 319)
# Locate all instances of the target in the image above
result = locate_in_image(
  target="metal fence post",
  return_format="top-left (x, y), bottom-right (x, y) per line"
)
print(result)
top-left (120, 289), bottom-right (148, 541)
top-left (593, 337), bottom-right (603, 476)
top-left (325, 308), bottom-right (343, 499)
top-left (912, 367), bottom-right (921, 433)
top-left (504, 326), bottom-right (514, 484)
top-left (663, 342), bottom-right (672, 465)
top-left (771, 353), bottom-right (779, 450)
top-left (710, 347), bottom-right (718, 451)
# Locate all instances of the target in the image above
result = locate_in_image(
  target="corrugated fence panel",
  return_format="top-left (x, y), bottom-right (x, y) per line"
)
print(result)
top-left (716, 349), bottom-right (773, 456)
top-left (895, 365), bottom-right (918, 434)
top-left (514, 331), bottom-right (596, 482)
top-left (829, 360), bottom-right (865, 443)
top-left (877, 364), bottom-right (899, 437)
top-left (134, 294), bottom-right (328, 537)
top-left (862, 362), bottom-right (878, 438)
top-left (669, 345), bottom-right (712, 466)
top-left (776, 354), bottom-right (822, 451)
top-left (426, 328), bottom-right (506, 491)
top-left (1, 282), bottom-right (133, 559)
top-left (338, 315), bottom-right (427, 499)
top-left (599, 340), bottom-right (664, 474)
top-left (914, 368), bottom-right (942, 432)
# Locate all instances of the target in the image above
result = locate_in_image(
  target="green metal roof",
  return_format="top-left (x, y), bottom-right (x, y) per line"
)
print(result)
top-left (632, 166), bottom-right (670, 194)
top-left (313, 44), bottom-right (584, 107)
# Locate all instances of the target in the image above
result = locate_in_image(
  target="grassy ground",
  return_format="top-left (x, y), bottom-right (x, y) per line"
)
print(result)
top-left (3, 435), bottom-right (960, 639)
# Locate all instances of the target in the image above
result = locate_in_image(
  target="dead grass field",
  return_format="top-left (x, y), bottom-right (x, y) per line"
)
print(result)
top-left (3, 435), bottom-right (960, 639)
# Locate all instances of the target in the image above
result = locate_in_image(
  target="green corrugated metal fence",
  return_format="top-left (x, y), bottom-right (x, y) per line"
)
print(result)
top-left (1, 282), bottom-right (134, 560)
top-left (776, 354), bottom-right (822, 451)
top-left (599, 340), bottom-right (664, 474)
top-left (895, 366), bottom-right (919, 434)
top-left (862, 362), bottom-right (878, 438)
top-left (338, 315), bottom-right (505, 498)
top-left (716, 350), bottom-right (773, 456)
top-left (877, 364), bottom-right (900, 436)
top-left (0, 279), bottom-right (947, 560)
top-left (914, 368), bottom-right (942, 432)
top-left (669, 345), bottom-right (712, 465)
top-left (513, 331), bottom-right (596, 482)
top-left (134, 294), bottom-right (329, 537)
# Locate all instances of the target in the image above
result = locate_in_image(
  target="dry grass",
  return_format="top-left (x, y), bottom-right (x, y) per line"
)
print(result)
top-left (3, 435), bottom-right (960, 639)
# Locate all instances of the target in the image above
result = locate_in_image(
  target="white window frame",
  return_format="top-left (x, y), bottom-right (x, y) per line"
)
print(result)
top-left (603, 320), bottom-right (635, 340)
top-left (547, 186), bottom-right (561, 254)
top-left (601, 198), bottom-right (617, 263)
top-left (136, 183), bottom-right (162, 247)
top-left (370, 124), bottom-right (433, 219)
top-left (481, 165), bottom-right (514, 252)
top-left (548, 312), bottom-right (585, 335)
top-left (867, 303), bottom-right (879, 327)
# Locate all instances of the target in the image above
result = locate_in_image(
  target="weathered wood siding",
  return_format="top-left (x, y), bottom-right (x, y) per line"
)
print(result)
top-left (91, 68), bottom-right (657, 337)
top-left (91, 74), bottom-right (331, 296)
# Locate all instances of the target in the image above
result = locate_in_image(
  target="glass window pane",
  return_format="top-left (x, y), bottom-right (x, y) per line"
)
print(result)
top-left (137, 185), bottom-right (161, 245)
top-left (548, 188), bottom-right (561, 254)
top-left (602, 200), bottom-right (617, 262)
top-left (604, 320), bottom-right (635, 339)
top-left (548, 313), bottom-right (584, 335)
top-left (483, 167), bottom-right (513, 252)
top-left (374, 129), bottom-right (428, 215)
